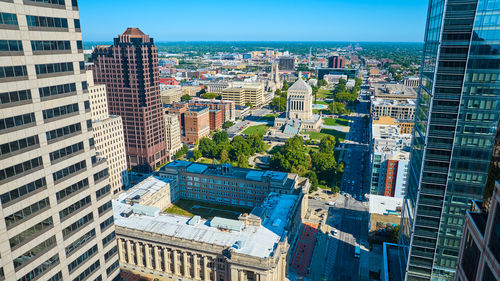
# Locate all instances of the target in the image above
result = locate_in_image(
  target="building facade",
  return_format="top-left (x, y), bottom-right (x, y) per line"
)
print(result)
top-left (327, 55), bottom-right (345, 69)
top-left (91, 28), bottom-right (167, 172)
top-left (164, 113), bottom-right (182, 160)
top-left (371, 98), bottom-right (416, 121)
top-left (88, 71), bottom-right (128, 195)
top-left (0, 1), bottom-right (119, 280)
top-left (455, 182), bottom-right (500, 281)
top-left (278, 56), bottom-right (295, 71)
top-left (221, 82), bottom-right (265, 107)
top-left (398, 1), bottom-right (500, 280)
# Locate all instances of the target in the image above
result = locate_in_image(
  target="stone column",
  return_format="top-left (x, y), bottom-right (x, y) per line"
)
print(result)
top-left (164, 248), bottom-right (171, 273)
top-left (193, 254), bottom-right (200, 279)
top-left (239, 270), bottom-right (245, 281)
top-left (183, 252), bottom-right (189, 278)
top-left (118, 239), bottom-right (126, 262)
top-left (230, 267), bottom-right (239, 281)
top-left (154, 246), bottom-right (162, 271)
top-left (145, 244), bottom-right (152, 269)
top-left (173, 250), bottom-right (180, 276)
top-left (136, 242), bottom-right (143, 267)
top-left (203, 256), bottom-right (210, 281)
top-left (126, 240), bottom-right (134, 265)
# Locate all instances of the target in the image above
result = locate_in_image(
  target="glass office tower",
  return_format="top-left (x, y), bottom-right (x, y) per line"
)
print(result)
top-left (399, 0), bottom-right (500, 280)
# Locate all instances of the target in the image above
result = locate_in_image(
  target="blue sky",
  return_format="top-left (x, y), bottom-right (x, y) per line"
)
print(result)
top-left (80, 0), bottom-right (428, 42)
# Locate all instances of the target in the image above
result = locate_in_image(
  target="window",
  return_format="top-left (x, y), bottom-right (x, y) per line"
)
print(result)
top-left (0, 40), bottom-right (23, 52)
top-left (26, 15), bottom-right (68, 29)
top-left (46, 123), bottom-right (81, 141)
top-left (31, 40), bottom-right (70, 52)
top-left (47, 272), bottom-right (62, 281)
top-left (65, 229), bottom-right (96, 256)
top-left (59, 195), bottom-right (91, 220)
top-left (26, 0), bottom-right (65, 5)
top-left (100, 216), bottom-right (113, 231)
top-left (35, 62), bottom-right (73, 76)
top-left (56, 178), bottom-right (88, 202)
top-left (79, 61), bottom-right (84, 71)
top-left (82, 81), bottom-right (88, 90)
top-left (104, 246), bottom-right (117, 261)
top-left (0, 12), bottom-right (18, 26)
top-left (52, 160), bottom-right (86, 182)
top-left (0, 112), bottom-right (35, 132)
top-left (106, 260), bottom-right (119, 276)
top-left (0, 89), bottom-right (31, 106)
top-left (0, 177), bottom-right (45, 205)
top-left (102, 231), bottom-right (115, 247)
top-left (0, 65), bottom-right (28, 80)
top-left (0, 135), bottom-right (38, 157)
top-left (77, 40), bottom-right (83, 50)
top-left (13, 236), bottom-right (56, 269)
top-left (39, 83), bottom-right (76, 98)
top-left (93, 168), bottom-right (108, 182)
top-left (71, 0), bottom-right (78, 7)
top-left (0, 156), bottom-right (43, 182)
top-left (68, 244), bottom-right (98, 272)
top-left (98, 201), bottom-right (112, 215)
top-left (73, 260), bottom-right (99, 281)
top-left (5, 197), bottom-right (49, 229)
top-left (50, 142), bottom-right (84, 162)
top-left (74, 19), bottom-right (80, 29)
top-left (488, 203), bottom-right (500, 264)
top-left (96, 184), bottom-right (110, 199)
top-left (9, 217), bottom-right (53, 249)
top-left (462, 231), bottom-right (480, 281)
top-left (18, 254), bottom-right (59, 281)
top-left (62, 212), bottom-right (93, 238)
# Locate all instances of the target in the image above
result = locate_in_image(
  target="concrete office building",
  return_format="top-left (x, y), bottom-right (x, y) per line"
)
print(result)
top-left (221, 82), bottom-right (265, 107)
top-left (372, 83), bottom-right (418, 100)
top-left (398, 1), bottom-right (500, 280)
top-left (206, 81), bottom-right (230, 94)
top-left (160, 88), bottom-right (184, 104)
top-left (0, 1), bottom-right (119, 280)
top-left (371, 98), bottom-right (416, 121)
top-left (91, 28), bottom-right (167, 172)
top-left (278, 55), bottom-right (295, 71)
top-left (455, 181), bottom-right (500, 281)
top-left (88, 71), bottom-right (128, 195)
top-left (327, 55), bottom-right (345, 69)
top-left (164, 113), bottom-right (183, 159)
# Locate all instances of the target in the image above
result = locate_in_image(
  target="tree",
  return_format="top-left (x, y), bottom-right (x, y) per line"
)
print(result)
top-left (271, 97), bottom-right (286, 112)
top-left (223, 121), bottom-right (234, 129)
top-left (219, 149), bottom-right (229, 163)
top-left (230, 135), bottom-right (251, 160)
top-left (192, 149), bottom-right (202, 160)
top-left (201, 92), bottom-right (219, 99)
top-left (245, 102), bottom-right (253, 108)
top-left (181, 94), bottom-right (191, 101)
top-left (305, 171), bottom-right (319, 186)
top-left (337, 161), bottom-right (345, 173)
top-left (318, 136), bottom-right (336, 154)
top-left (198, 137), bottom-right (215, 158)
top-left (275, 89), bottom-right (281, 96)
top-left (270, 136), bottom-right (310, 176)
top-left (247, 133), bottom-right (265, 154)
top-left (311, 153), bottom-right (336, 182)
top-left (174, 145), bottom-right (188, 160)
top-left (282, 80), bottom-right (289, 91)
top-left (318, 79), bottom-right (327, 87)
top-left (236, 155), bottom-right (250, 168)
top-left (328, 102), bottom-right (349, 115)
top-left (213, 130), bottom-right (229, 145)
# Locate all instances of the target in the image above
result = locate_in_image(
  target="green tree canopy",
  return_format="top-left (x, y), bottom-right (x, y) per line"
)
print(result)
top-left (319, 136), bottom-right (336, 154)
top-left (181, 94), bottom-right (191, 101)
top-left (213, 130), bottom-right (229, 145)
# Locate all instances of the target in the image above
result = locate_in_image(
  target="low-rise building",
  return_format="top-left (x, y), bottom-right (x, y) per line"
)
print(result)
top-left (371, 98), bottom-right (416, 121)
top-left (189, 98), bottom-right (236, 122)
top-left (369, 195), bottom-right (403, 235)
top-left (222, 82), bottom-right (265, 107)
top-left (373, 116), bottom-right (414, 135)
top-left (372, 83), bottom-right (417, 100)
top-left (161, 88), bottom-right (184, 104)
top-left (166, 104), bottom-right (210, 144)
top-left (122, 175), bottom-right (173, 210)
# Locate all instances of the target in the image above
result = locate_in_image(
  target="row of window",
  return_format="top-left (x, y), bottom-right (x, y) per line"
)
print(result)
top-left (35, 62), bottom-right (73, 76)
top-left (94, 168), bottom-right (109, 182)
top-left (68, 244), bottom-right (98, 272)
top-left (52, 160), bottom-right (86, 182)
top-left (0, 113), bottom-right (35, 131)
top-left (39, 82), bottom-right (76, 98)
top-left (50, 141), bottom-right (84, 162)
top-left (73, 260), bottom-right (99, 281)
top-left (0, 12), bottom-right (17, 26)
top-left (32, 40), bottom-right (70, 52)
top-left (13, 236), bottom-right (56, 269)
top-left (104, 246), bottom-right (117, 262)
top-left (106, 260), bottom-right (119, 276)
top-left (28, 0), bottom-right (65, 5)
top-left (0, 40), bottom-right (23, 52)
top-left (0, 65), bottom-right (28, 80)
top-left (102, 231), bottom-right (115, 247)
top-left (96, 185), bottom-right (111, 200)
top-left (0, 177), bottom-right (45, 205)
top-left (46, 123), bottom-right (81, 141)
top-left (5, 197), bottom-right (49, 229)
top-left (18, 254), bottom-right (59, 281)
top-left (63, 212), bottom-right (93, 239)
top-left (100, 216), bottom-right (113, 232)
top-left (59, 195), bottom-right (91, 220)
top-left (43, 103), bottom-right (79, 120)
top-left (56, 178), bottom-right (88, 202)
top-left (0, 135), bottom-right (38, 157)
top-left (65, 229), bottom-right (96, 257)
top-left (98, 201), bottom-right (112, 215)
top-left (47, 271), bottom-right (62, 281)
top-left (0, 156), bottom-right (43, 182)
top-left (0, 89), bottom-right (31, 105)
top-left (9, 217), bottom-right (53, 250)
top-left (27, 15), bottom-right (68, 29)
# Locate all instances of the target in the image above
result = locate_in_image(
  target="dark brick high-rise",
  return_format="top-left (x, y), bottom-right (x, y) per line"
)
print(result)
top-left (327, 55), bottom-right (345, 68)
top-left (91, 28), bottom-right (167, 172)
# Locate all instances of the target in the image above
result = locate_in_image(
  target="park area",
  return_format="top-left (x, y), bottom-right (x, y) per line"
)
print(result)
top-left (305, 129), bottom-right (347, 142)
top-left (242, 124), bottom-right (270, 136)
top-left (323, 117), bottom-right (350, 126)
top-left (164, 199), bottom-right (252, 220)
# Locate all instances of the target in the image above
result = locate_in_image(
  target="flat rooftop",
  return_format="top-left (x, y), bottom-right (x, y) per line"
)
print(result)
top-left (123, 176), bottom-right (169, 202)
top-left (369, 195), bottom-right (403, 216)
top-left (373, 83), bottom-right (417, 98)
top-left (372, 98), bottom-right (416, 107)
top-left (113, 192), bottom-right (298, 258)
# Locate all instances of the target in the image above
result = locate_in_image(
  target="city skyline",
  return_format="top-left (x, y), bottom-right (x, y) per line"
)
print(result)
top-left (80, 0), bottom-right (428, 42)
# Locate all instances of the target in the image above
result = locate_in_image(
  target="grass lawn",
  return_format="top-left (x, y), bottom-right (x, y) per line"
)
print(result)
top-left (243, 124), bottom-right (270, 136)
top-left (164, 199), bottom-right (252, 220)
top-left (313, 100), bottom-right (329, 105)
top-left (197, 158), bottom-right (213, 164)
top-left (306, 129), bottom-right (346, 142)
top-left (316, 88), bottom-right (333, 99)
top-left (259, 114), bottom-right (278, 122)
top-left (323, 117), bottom-right (350, 126)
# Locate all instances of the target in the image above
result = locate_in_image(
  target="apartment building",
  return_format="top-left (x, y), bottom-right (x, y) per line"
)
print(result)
top-left (166, 104), bottom-right (210, 144)
top-left (164, 113), bottom-right (182, 159)
top-left (88, 71), bottom-right (128, 195)
top-left (91, 28), bottom-right (167, 172)
top-left (0, 1), bottom-right (119, 281)
top-left (370, 98), bottom-right (416, 121)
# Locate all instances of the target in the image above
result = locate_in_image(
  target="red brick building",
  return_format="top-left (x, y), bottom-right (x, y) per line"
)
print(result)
top-left (166, 103), bottom-right (210, 144)
top-left (383, 160), bottom-right (398, 197)
top-left (91, 28), bottom-right (167, 172)
top-left (189, 98), bottom-right (235, 123)
top-left (209, 109), bottom-right (224, 130)
top-left (327, 55), bottom-right (345, 69)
